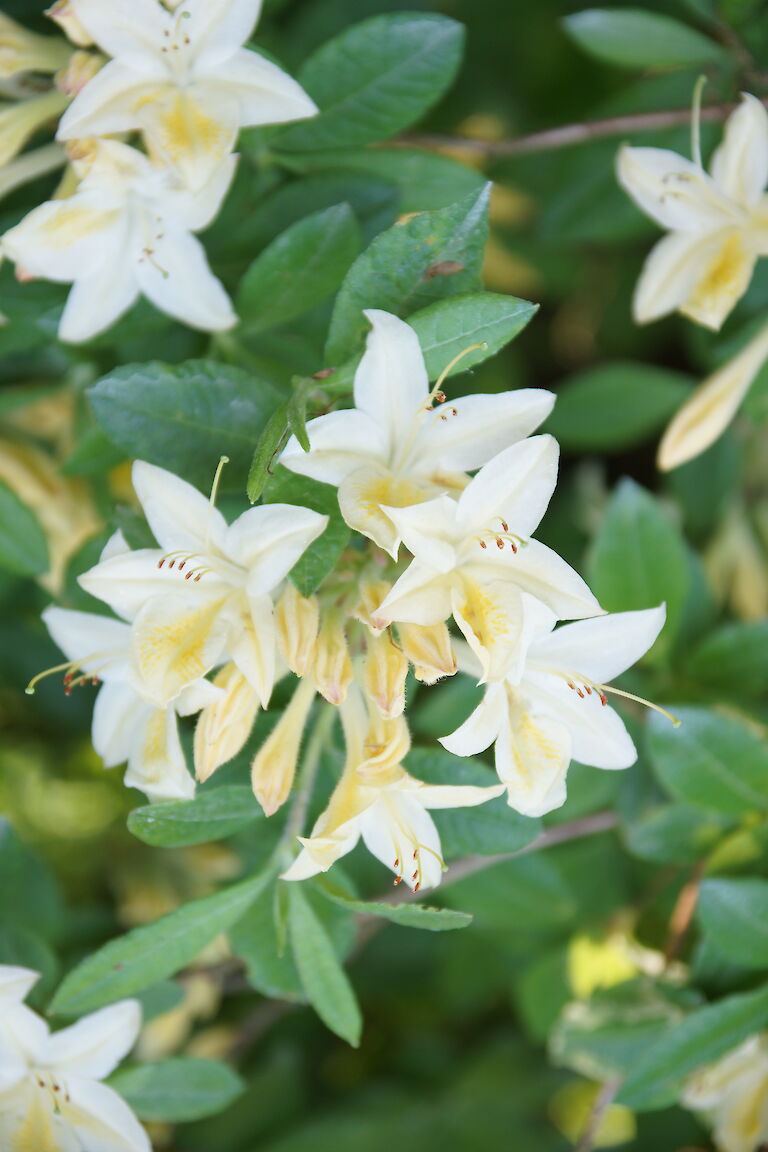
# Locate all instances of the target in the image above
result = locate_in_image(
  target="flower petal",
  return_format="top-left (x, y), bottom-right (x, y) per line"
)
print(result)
top-left (228, 592), bottom-right (276, 707)
top-left (203, 47), bottom-right (318, 124)
top-left (132, 592), bottom-right (230, 705)
top-left (227, 504), bottom-right (328, 593)
top-left (466, 539), bottom-right (603, 621)
top-left (617, 145), bottom-right (739, 230)
top-left (439, 682), bottom-right (504, 757)
top-left (57, 61), bottom-right (162, 141)
top-left (46, 1001), bottom-right (140, 1080)
top-left (68, 0), bottom-right (168, 68)
top-left (359, 793), bottom-right (445, 890)
top-left (494, 697), bottom-right (572, 817)
top-left (451, 577), bottom-right (528, 683)
top-left (59, 249), bottom-right (140, 344)
top-left (0, 966), bottom-right (38, 1005)
top-left (380, 493), bottom-right (458, 570)
top-left (711, 94), bottom-right (768, 207)
top-left (374, 563), bottom-right (453, 628)
top-left (281, 408), bottom-right (388, 487)
top-left (92, 683), bottom-right (149, 769)
top-left (524, 671), bottom-right (638, 769)
top-left (171, 152), bottom-right (238, 232)
top-left (456, 435), bottom-right (559, 538)
top-left (416, 388), bottom-right (555, 475)
top-left (339, 464), bottom-right (432, 557)
top-left (78, 549), bottom-right (211, 622)
top-left (528, 605), bottom-right (666, 684)
top-left (185, 0), bottom-right (263, 68)
top-left (135, 223), bottom-right (237, 332)
top-left (404, 776), bottom-right (505, 809)
top-left (679, 231), bottom-right (756, 331)
top-left (42, 607), bottom-right (130, 676)
top-left (2, 198), bottom-right (121, 284)
top-left (139, 84), bottom-right (239, 191)
top-left (62, 1075), bottom-right (151, 1152)
top-left (355, 310), bottom-right (430, 451)
top-left (123, 706), bottom-right (196, 802)
top-left (132, 460), bottom-right (226, 554)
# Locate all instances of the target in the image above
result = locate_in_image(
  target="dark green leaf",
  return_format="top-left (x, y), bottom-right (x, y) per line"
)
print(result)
top-left (0, 481), bottom-right (48, 576)
top-left (316, 878), bottom-right (473, 931)
top-left (563, 8), bottom-right (722, 68)
top-left (110, 1058), bottom-right (243, 1122)
top-left (247, 400), bottom-right (292, 502)
top-left (0, 820), bottom-right (62, 943)
top-left (698, 878), bottom-right (768, 968)
top-left (288, 883), bottom-right (362, 1045)
top-left (276, 14), bottom-right (464, 152)
top-left (128, 786), bottom-right (262, 848)
top-left (687, 621), bottom-right (768, 699)
top-left (262, 466), bottom-right (350, 596)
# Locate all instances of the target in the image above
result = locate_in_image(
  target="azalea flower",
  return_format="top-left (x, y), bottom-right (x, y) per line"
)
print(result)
top-left (373, 435), bottom-right (602, 682)
top-left (617, 93), bottom-right (768, 331)
top-left (658, 316), bottom-right (768, 470)
top-left (440, 602), bottom-right (667, 816)
top-left (2, 138), bottom-right (237, 343)
top-left (281, 309), bottom-right (555, 558)
top-left (0, 965), bottom-right (149, 1152)
top-left (78, 460), bottom-right (328, 709)
top-left (681, 1035), bottom-right (768, 1152)
top-left (33, 601), bottom-right (222, 800)
top-left (56, 0), bottom-right (318, 187)
top-left (282, 687), bottom-right (504, 890)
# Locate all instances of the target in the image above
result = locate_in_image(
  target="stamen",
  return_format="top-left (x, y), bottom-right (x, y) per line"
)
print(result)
top-left (598, 684), bottom-right (680, 727)
top-left (26, 660), bottom-right (75, 693)
top-left (431, 342), bottom-right (487, 400)
top-left (205, 455), bottom-right (229, 553)
top-left (563, 671), bottom-right (679, 727)
top-left (691, 74), bottom-right (707, 169)
top-left (476, 527), bottom-right (526, 553)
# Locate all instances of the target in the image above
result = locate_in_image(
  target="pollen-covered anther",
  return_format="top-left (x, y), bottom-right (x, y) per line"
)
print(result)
top-left (476, 523), bottom-right (525, 553)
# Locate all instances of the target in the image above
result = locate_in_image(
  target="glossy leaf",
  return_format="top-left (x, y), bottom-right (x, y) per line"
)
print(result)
top-left (563, 8), bottom-right (722, 68)
top-left (127, 786), bottom-right (262, 848)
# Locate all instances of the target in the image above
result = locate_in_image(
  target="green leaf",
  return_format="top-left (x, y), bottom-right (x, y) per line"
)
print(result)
top-left (0, 481), bottom-right (48, 577)
top-left (406, 748), bottom-right (541, 856)
top-left (316, 878), bottom-right (473, 931)
top-left (648, 706), bottom-right (768, 817)
top-left (0, 925), bottom-right (59, 1007)
top-left (326, 186), bottom-right (490, 364)
top-left (247, 399), bottom-right (292, 502)
top-left (127, 786), bottom-right (262, 848)
top-left (588, 478), bottom-right (689, 659)
top-left (622, 801), bottom-right (731, 865)
top-left (687, 621), bottom-right (768, 699)
top-left (62, 425), bottom-right (126, 476)
top-left (110, 1058), bottom-right (244, 1122)
top-left (0, 820), bottom-right (62, 943)
top-left (545, 363), bottom-right (691, 452)
top-left (563, 8), bottom-right (722, 68)
top-left (619, 983), bottom-right (768, 1110)
top-left (324, 291), bottom-right (537, 394)
top-left (262, 466), bottom-right (350, 596)
top-left (237, 204), bottom-right (361, 333)
top-left (287, 883), bottom-right (362, 1046)
top-left (275, 14), bottom-right (464, 153)
top-left (698, 878), bottom-right (768, 968)
top-left (50, 869), bottom-right (273, 1016)
top-left (89, 360), bottom-right (281, 492)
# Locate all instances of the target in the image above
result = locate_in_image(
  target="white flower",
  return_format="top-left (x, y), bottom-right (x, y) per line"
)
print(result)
top-left (617, 94), bottom-right (768, 331)
top-left (282, 687), bottom-right (503, 891)
top-left (681, 1035), bottom-right (768, 1152)
top-left (373, 435), bottom-right (602, 682)
top-left (56, 0), bottom-right (318, 187)
top-left (2, 138), bottom-right (237, 343)
top-left (0, 965), bottom-right (149, 1152)
top-left (281, 309), bottom-right (555, 558)
top-left (440, 602), bottom-right (667, 816)
top-left (79, 460), bottom-right (328, 710)
top-left (658, 316), bottom-right (768, 470)
top-left (37, 601), bottom-right (222, 800)
top-left (0, 11), bottom-right (72, 77)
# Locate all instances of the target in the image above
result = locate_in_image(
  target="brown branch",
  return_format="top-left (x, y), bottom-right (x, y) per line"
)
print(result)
top-left (574, 1078), bottom-right (622, 1152)
top-left (664, 860), bottom-right (706, 966)
top-left (392, 99), bottom-right (768, 159)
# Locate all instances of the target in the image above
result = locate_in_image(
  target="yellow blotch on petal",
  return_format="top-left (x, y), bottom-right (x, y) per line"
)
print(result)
top-left (11, 1088), bottom-right (59, 1152)
top-left (134, 597), bottom-right (225, 705)
top-left (682, 232), bottom-right (755, 331)
top-left (142, 88), bottom-right (235, 183)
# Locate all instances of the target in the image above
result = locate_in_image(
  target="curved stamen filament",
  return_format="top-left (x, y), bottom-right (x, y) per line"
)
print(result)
top-left (26, 652), bottom-right (118, 696)
top-left (206, 455), bottom-right (229, 553)
top-left (476, 525), bottom-right (527, 553)
top-left (563, 671), bottom-right (679, 727)
top-left (691, 73), bottom-right (707, 169)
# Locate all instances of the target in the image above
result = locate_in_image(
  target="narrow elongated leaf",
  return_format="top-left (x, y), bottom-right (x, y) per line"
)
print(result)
top-left (50, 869), bottom-right (272, 1016)
top-left (317, 878), bottom-right (472, 931)
top-left (262, 466), bottom-right (350, 596)
top-left (697, 878), bottom-right (768, 968)
top-left (619, 983), bottom-right (768, 1110)
top-left (326, 186), bottom-right (490, 364)
top-left (0, 481), bottom-right (48, 577)
top-left (563, 8), bottom-right (722, 68)
top-left (237, 203), bottom-right (361, 333)
top-left (128, 786), bottom-right (262, 848)
top-left (89, 360), bottom-right (281, 491)
top-left (648, 706), bottom-right (768, 816)
top-left (110, 1058), bottom-right (243, 1122)
top-left (588, 478), bottom-right (689, 658)
top-left (288, 884), bottom-right (362, 1046)
top-left (247, 399), bottom-right (292, 502)
top-left (276, 14), bottom-right (464, 152)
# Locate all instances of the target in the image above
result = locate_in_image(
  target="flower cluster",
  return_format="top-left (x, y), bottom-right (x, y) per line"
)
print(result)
top-left (0, 964), bottom-right (149, 1152)
top-left (682, 1035), bottom-right (768, 1152)
top-left (35, 309), bottom-right (668, 891)
top-left (0, 0), bottom-right (317, 342)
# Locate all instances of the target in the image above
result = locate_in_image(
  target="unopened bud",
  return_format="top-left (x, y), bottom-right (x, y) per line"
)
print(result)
top-left (251, 678), bottom-right (316, 816)
top-left (313, 612), bottom-right (353, 706)
top-left (194, 663), bottom-right (259, 784)
top-left (45, 2), bottom-right (93, 47)
top-left (354, 580), bottom-right (391, 633)
top-left (363, 630), bottom-right (408, 719)
top-left (360, 707), bottom-right (411, 777)
top-left (0, 88), bottom-right (67, 168)
top-left (0, 12), bottom-right (72, 77)
top-left (705, 504), bottom-right (768, 621)
top-left (397, 621), bottom-right (457, 684)
top-left (56, 48), bottom-right (103, 96)
top-left (275, 583), bottom-right (319, 678)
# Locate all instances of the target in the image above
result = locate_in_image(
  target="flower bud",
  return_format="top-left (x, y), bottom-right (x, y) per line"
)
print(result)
top-left (397, 621), bottom-right (457, 684)
top-left (251, 678), bottom-right (316, 816)
top-left (0, 12), bottom-right (72, 76)
top-left (56, 49), bottom-right (103, 97)
top-left (275, 582), bottom-right (319, 678)
top-left (0, 89), bottom-right (68, 168)
top-left (194, 663), bottom-right (259, 783)
top-left (45, 2), bottom-right (93, 47)
top-left (312, 612), bottom-right (353, 706)
top-left (0, 142), bottom-right (66, 204)
top-left (360, 707), bottom-right (410, 776)
top-left (705, 504), bottom-right (768, 621)
top-left (362, 630), bottom-right (408, 719)
top-left (354, 580), bottom-right (391, 633)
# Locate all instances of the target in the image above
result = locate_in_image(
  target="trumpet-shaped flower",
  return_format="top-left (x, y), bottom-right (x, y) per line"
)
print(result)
top-left (0, 965), bottom-right (149, 1152)
top-left (617, 94), bottom-right (768, 331)
top-left (681, 1035), bottom-right (768, 1152)
top-left (78, 460), bottom-right (328, 709)
top-left (281, 309), bottom-right (555, 558)
top-left (2, 138), bottom-right (237, 343)
top-left (37, 603), bottom-right (221, 800)
top-left (440, 602), bottom-right (667, 816)
top-left (56, 0), bottom-right (318, 187)
top-left (373, 435), bottom-right (602, 682)
top-left (282, 688), bottom-right (503, 890)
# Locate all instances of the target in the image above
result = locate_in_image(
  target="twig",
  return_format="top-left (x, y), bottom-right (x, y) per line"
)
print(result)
top-left (664, 860), bottom-right (706, 966)
top-left (575, 1078), bottom-right (622, 1152)
top-left (392, 99), bottom-right (768, 159)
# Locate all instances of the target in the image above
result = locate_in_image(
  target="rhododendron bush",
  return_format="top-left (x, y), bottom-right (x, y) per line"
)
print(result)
top-left (1, 1), bottom-right (767, 1150)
